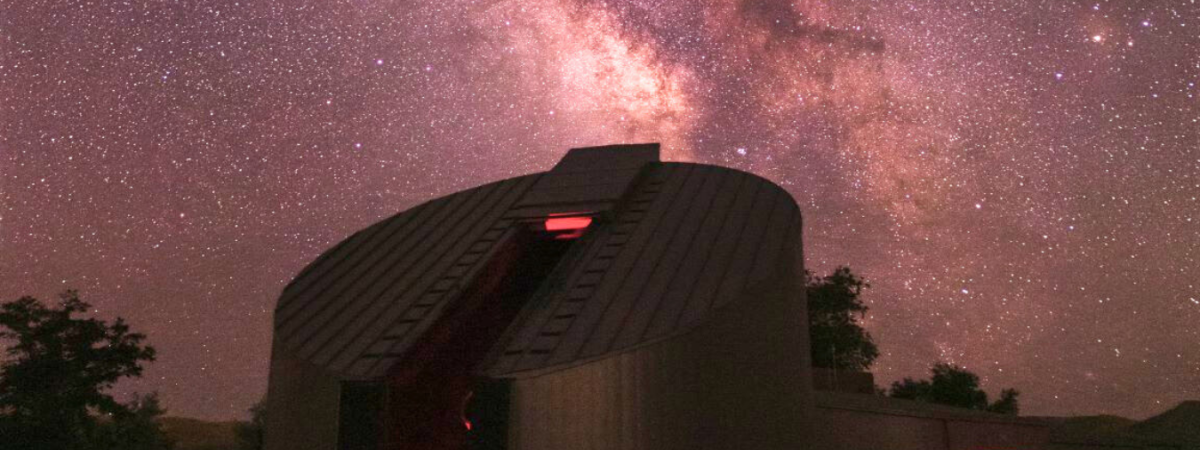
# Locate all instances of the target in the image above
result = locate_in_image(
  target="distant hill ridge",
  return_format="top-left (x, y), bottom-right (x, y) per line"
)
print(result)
top-left (1042, 401), bottom-right (1200, 450)
top-left (1126, 401), bottom-right (1200, 445)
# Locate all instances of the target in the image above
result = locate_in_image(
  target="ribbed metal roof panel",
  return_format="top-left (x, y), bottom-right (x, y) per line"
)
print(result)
top-left (281, 183), bottom-right (492, 355)
top-left (486, 162), bottom-right (800, 377)
top-left (320, 177), bottom-right (533, 374)
top-left (273, 175), bottom-right (537, 374)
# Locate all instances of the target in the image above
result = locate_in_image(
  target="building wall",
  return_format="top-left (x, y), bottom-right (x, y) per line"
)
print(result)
top-left (264, 343), bottom-right (343, 450)
top-left (948, 419), bottom-right (1052, 450)
top-left (505, 264), bottom-right (814, 450)
top-left (814, 407), bottom-right (950, 449)
top-left (812, 392), bottom-right (1052, 450)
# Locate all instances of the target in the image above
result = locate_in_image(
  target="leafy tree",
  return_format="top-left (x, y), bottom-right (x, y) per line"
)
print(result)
top-left (234, 400), bottom-right (266, 450)
top-left (91, 393), bottom-right (174, 450)
top-left (0, 290), bottom-right (169, 449)
top-left (888, 377), bottom-right (930, 399)
top-left (806, 266), bottom-right (879, 370)
top-left (987, 388), bottom-right (1020, 415)
top-left (889, 362), bottom-right (1020, 415)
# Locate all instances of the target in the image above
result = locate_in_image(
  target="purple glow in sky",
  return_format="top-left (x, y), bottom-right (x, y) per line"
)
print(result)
top-left (1, 0), bottom-right (1197, 420)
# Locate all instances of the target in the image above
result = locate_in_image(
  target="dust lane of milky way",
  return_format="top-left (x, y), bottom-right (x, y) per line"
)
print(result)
top-left (1, 0), bottom-right (1197, 420)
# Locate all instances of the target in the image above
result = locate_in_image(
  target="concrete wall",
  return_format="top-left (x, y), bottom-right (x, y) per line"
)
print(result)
top-left (812, 391), bottom-right (1052, 450)
top-left (505, 266), bottom-right (814, 450)
top-left (264, 343), bottom-right (343, 450)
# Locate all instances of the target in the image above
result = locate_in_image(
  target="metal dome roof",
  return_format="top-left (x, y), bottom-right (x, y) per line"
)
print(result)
top-left (273, 144), bottom-right (801, 379)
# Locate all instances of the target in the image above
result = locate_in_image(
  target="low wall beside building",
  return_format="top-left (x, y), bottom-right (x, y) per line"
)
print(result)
top-left (812, 391), bottom-right (1052, 450)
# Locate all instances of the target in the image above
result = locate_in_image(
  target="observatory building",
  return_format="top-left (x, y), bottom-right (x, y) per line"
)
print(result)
top-left (265, 144), bottom-right (1051, 450)
top-left (266, 144), bottom-right (812, 449)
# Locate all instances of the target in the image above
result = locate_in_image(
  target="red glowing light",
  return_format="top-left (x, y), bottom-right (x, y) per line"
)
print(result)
top-left (544, 215), bottom-right (592, 232)
top-left (460, 391), bottom-right (474, 432)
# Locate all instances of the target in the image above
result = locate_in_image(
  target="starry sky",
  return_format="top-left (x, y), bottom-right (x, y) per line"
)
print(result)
top-left (1, 0), bottom-right (1197, 421)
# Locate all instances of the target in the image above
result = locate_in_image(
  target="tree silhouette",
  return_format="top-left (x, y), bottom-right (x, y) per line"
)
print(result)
top-left (987, 388), bottom-right (1020, 415)
top-left (889, 362), bottom-right (1020, 415)
top-left (806, 266), bottom-right (879, 370)
top-left (234, 399), bottom-right (266, 450)
top-left (91, 393), bottom-right (174, 450)
top-left (0, 290), bottom-right (169, 449)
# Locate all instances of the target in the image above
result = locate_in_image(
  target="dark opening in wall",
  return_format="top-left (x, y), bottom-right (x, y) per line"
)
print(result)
top-left (357, 222), bottom-right (584, 450)
top-left (464, 377), bottom-right (511, 450)
top-left (339, 381), bottom-right (385, 450)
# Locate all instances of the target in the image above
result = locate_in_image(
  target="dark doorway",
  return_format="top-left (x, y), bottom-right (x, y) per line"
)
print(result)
top-left (339, 382), bottom-right (386, 450)
top-left (370, 224), bottom-right (581, 450)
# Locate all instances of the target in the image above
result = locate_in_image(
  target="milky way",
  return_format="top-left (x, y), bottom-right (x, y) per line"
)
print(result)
top-left (1, 0), bottom-right (1197, 420)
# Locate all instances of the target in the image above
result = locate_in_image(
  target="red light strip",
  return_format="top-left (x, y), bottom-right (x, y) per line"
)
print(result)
top-left (544, 216), bottom-right (593, 231)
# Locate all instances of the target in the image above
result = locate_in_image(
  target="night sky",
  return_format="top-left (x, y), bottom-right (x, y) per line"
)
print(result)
top-left (2, 0), bottom-right (1197, 421)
